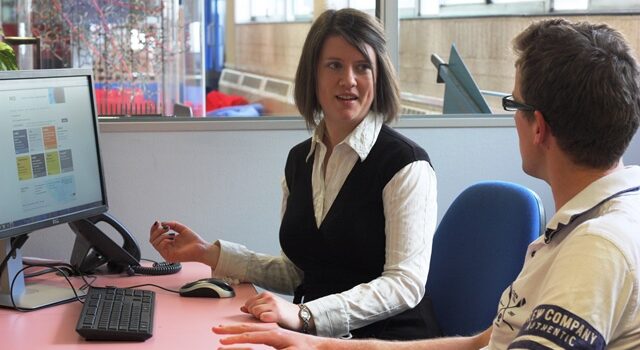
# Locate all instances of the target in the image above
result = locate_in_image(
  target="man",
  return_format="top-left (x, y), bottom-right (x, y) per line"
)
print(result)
top-left (213, 18), bottom-right (640, 349)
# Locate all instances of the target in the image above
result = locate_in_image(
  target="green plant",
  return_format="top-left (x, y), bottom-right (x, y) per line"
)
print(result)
top-left (0, 41), bottom-right (18, 70)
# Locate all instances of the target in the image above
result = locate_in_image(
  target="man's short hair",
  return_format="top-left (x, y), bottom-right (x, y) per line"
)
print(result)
top-left (513, 18), bottom-right (640, 169)
top-left (294, 8), bottom-right (401, 129)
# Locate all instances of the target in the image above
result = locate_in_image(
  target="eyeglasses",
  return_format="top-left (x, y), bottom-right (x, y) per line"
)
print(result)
top-left (502, 95), bottom-right (535, 112)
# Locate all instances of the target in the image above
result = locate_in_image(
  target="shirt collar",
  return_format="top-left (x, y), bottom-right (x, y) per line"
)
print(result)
top-left (305, 112), bottom-right (384, 162)
top-left (544, 165), bottom-right (640, 242)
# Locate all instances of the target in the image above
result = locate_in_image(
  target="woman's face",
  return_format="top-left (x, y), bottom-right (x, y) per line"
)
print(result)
top-left (316, 35), bottom-right (376, 130)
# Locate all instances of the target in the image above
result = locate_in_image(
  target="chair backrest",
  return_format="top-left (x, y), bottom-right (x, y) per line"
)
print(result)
top-left (426, 180), bottom-right (545, 336)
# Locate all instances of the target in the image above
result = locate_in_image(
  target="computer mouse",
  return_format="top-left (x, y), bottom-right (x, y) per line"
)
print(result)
top-left (178, 278), bottom-right (236, 298)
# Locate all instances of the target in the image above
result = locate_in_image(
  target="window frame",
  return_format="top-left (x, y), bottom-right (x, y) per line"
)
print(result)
top-left (406, 0), bottom-right (640, 19)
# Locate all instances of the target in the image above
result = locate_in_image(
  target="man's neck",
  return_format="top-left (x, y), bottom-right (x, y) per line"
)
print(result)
top-left (547, 157), bottom-right (622, 210)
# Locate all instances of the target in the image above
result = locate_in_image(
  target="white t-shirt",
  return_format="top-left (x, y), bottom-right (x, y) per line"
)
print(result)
top-left (487, 166), bottom-right (640, 350)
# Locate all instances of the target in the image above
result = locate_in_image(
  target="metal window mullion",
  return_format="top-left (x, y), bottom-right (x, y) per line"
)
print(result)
top-left (375, 0), bottom-right (399, 74)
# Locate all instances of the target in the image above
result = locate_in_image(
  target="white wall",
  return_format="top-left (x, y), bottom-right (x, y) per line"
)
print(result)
top-left (22, 121), bottom-right (640, 268)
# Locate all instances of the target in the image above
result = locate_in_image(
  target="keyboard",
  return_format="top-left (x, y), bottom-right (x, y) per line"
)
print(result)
top-left (76, 286), bottom-right (155, 341)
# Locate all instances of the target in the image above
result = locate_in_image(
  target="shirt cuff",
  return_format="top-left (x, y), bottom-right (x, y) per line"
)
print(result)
top-left (306, 295), bottom-right (350, 338)
top-left (211, 239), bottom-right (250, 284)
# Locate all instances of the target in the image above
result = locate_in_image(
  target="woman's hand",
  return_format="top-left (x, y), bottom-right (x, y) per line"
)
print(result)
top-left (149, 220), bottom-right (219, 267)
top-left (240, 291), bottom-right (311, 332)
top-left (213, 323), bottom-right (326, 350)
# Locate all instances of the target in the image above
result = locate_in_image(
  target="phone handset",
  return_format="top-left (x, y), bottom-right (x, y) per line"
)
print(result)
top-left (69, 212), bottom-right (180, 275)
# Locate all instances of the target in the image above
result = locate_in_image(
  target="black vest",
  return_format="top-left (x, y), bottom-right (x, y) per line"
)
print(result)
top-left (280, 125), bottom-right (441, 340)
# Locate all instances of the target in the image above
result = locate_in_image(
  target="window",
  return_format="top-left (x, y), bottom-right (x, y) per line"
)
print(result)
top-left (442, 0), bottom-right (484, 4)
top-left (419, 0), bottom-right (439, 16)
top-left (553, 0), bottom-right (588, 11)
top-left (236, 0), bottom-right (313, 23)
top-left (293, 0), bottom-right (314, 20)
top-left (6, 0), bottom-right (640, 120)
top-left (406, 0), bottom-right (640, 18)
top-left (229, 0), bottom-right (640, 118)
top-left (326, 0), bottom-right (376, 15)
top-left (491, 0), bottom-right (536, 3)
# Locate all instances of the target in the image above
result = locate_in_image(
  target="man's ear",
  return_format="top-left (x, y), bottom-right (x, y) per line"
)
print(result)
top-left (532, 110), bottom-right (550, 146)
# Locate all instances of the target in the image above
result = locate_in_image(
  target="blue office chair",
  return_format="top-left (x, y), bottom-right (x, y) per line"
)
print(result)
top-left (426, 181), bottom-right (545, 336)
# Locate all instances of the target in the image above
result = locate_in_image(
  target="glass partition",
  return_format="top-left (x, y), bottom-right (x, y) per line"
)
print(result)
top-left (4, 0), bottom-right (205, 117)
top-left (3, 0), bottom-right (639, 121)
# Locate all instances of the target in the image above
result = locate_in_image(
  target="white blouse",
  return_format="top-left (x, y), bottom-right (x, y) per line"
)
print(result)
top-left (213, 113), bottom-right (437, 337)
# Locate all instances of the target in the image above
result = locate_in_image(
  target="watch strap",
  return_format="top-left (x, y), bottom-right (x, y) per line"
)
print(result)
top-left (298, 303), bottom-right (311, 334)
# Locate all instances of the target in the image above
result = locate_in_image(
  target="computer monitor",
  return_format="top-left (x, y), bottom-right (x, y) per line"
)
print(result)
top-left (0, 69), bottom-right (107, 308)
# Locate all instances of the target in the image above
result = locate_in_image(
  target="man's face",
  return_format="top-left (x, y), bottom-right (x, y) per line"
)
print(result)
top-left (513, 70), bottom-right (541, 178)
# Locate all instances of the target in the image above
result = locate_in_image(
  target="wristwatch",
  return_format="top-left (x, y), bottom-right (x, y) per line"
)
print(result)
top-left (298, 303), bottom-right (312, 334)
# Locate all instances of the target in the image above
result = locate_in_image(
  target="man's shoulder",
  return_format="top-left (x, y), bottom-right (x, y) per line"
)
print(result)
top-left (505, 219), bottom-right (640, 349)
top-left (573, 194), bottom-right (640, 265)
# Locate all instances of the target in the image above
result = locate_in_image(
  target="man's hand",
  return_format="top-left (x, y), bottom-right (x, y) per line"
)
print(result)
top-left (213, 323), bottom-right (326, 350)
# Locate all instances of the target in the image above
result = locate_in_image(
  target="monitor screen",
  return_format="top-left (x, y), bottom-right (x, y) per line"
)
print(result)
top-left (0, 69), bottom-right (107, 241)
top-left (0, 69), bottom-right (108, 309)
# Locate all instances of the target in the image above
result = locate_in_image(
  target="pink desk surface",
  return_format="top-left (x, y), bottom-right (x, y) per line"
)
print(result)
top-left (0, 262), bottom-right (273, 349)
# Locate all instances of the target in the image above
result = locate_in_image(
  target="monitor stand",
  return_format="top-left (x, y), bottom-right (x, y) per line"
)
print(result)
top-left (0, 237), bottom-right (84, 309)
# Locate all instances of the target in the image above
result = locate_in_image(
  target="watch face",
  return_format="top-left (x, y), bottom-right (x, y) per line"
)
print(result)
top-left (299, 305), bottom-right (311, 320)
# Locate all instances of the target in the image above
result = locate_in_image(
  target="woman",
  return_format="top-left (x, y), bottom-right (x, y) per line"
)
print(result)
top-left (150, 8), bottom-right (440, 340)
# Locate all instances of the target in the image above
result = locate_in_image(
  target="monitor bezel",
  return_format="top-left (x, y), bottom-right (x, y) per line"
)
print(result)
top-left (0, 68), bottom-right (109, 241)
